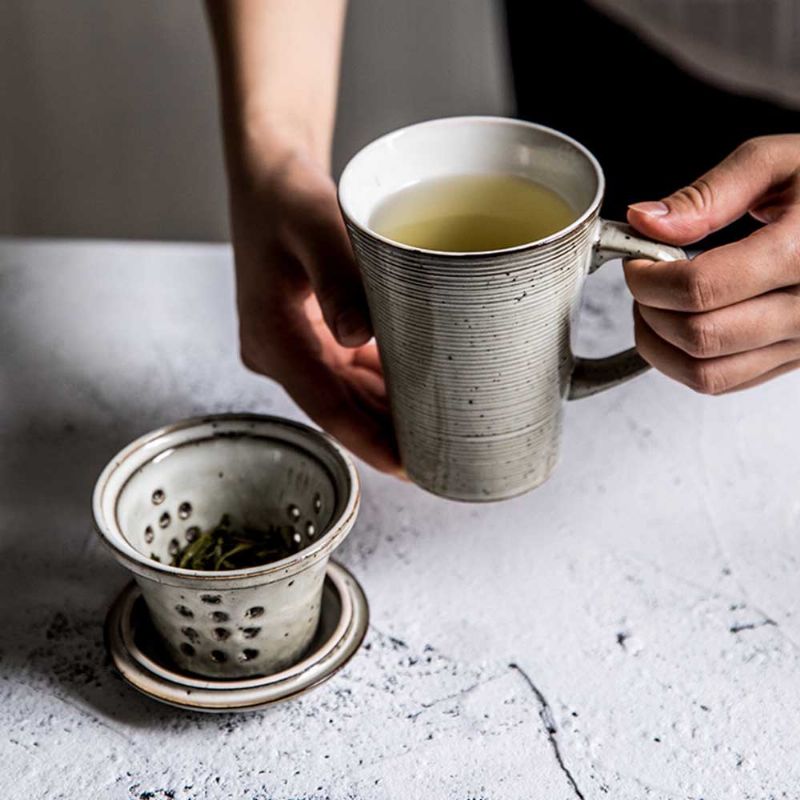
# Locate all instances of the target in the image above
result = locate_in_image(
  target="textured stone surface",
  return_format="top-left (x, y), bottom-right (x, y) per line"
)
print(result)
top-left (1, 239), bottom-right (799, 799)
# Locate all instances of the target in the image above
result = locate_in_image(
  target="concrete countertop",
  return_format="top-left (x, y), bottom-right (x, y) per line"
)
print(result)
top-left (1, 238), bottom-right (798, 799)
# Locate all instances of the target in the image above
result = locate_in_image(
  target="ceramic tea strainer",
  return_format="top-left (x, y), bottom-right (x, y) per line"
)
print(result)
top-left (93, 414), bottom-right (363, 681)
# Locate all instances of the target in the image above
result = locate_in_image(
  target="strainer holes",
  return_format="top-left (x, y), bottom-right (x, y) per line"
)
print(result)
top-left (211, 611), bottom-right (229, 623)
top-left (180, 643), bottom-right (195, 657)
top-left (246, 606), bottom-right (264, 618)
top-left (210, 650), bottom-right (227, 663)
top-left (201, 594), bottom-right (221, 604)
top-left (288, 580), bottom-right (294, 587)
top-left (144, 526), bottom-right (154, 544)
top-left (178, 502), bottom-right (192, 520)
top-left (283, 631), bottom-right (289, 638)
top-left (240, 649), bottom-right (259, 662)
top-left (159, 512), bottom-right (171, 528)
top-left (287, 504), bottom-right (300, 521)
top-left (313, 494), bottom-right (322, 513)
top-left (241, 627), bottom-right (260, 639)
top-left (185, 526), bottom-right (200, 542)
top-left (152, 489), bottom-right (165, 505)
top-left (181, 627), bottom-right (199, 643)
top-left (305, 521), bottom-right (316, 538)
top-left (175, 605), bottom-right (193, 618)
top-left (213, 628), bottom-right (230, 641)
top-left (168, 538), bottom-right (180, 556)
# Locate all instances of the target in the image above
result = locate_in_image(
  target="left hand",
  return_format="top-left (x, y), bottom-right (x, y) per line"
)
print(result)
top-left (625, 134), bottom-right (800, 394)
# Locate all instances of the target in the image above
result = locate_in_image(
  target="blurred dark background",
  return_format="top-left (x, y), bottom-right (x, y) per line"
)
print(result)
top-left (2, 0), bottom-right (797, 247)
top-left (0, 0), bottom-right (512, 241)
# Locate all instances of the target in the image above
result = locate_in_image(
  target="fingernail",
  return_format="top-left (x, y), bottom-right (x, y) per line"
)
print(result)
top-left (335, 309), bottom-right (370, 346)
top-left (628, 201), bottom-right (670, 217)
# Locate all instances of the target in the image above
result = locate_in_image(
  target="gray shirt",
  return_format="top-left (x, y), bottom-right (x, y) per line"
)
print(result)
top-left (589, 0), bottom-right (800, 109)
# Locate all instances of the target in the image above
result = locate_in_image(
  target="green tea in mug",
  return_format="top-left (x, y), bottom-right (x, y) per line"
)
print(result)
top-left (369, 173), bottom-right (577, 252)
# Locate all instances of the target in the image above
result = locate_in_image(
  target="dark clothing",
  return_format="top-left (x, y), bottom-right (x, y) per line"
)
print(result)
top-left (504, 0), bottom-right (799, 247)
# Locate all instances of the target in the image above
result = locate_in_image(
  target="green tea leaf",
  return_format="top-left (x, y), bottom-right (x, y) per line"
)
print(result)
top-left (167, 514), bottom-right (304, 571)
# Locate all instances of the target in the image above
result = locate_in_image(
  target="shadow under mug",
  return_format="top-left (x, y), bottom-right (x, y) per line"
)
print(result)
top-left (338, 116), bottom-right (685, 502)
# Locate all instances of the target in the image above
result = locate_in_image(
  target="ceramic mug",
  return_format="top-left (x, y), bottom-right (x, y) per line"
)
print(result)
top-left (338, 116), bottom-right (685, 502)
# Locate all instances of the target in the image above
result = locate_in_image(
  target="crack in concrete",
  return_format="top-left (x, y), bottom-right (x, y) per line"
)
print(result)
top-left (698, 413), bottom-right (800, 655)
top-left (508, 662), bottom-right (585, 800)
top-left (730, 618), bottom-right (777, 634)
top-left (405, 671), bottom-right (506, 720)
top-left (621, 551), bottom-right (796, 650)
top-left (366, 623), bottom-right (410, 651)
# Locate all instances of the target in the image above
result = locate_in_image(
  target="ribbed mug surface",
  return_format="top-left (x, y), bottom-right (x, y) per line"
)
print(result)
top-left (347, 212), bottom-right (597, 500)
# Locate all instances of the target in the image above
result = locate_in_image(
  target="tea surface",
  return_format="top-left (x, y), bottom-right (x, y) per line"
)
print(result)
top-left (369, 173), bottom-right (576, 252)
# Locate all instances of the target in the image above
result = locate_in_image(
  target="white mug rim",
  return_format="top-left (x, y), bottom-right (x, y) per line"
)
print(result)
top-left (337, 115), bottom-right (606, 259)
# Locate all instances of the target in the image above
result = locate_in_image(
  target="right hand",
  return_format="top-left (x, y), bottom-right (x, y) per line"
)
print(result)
top-left (625, 135), bottom-right (800, 395)
top-left (227, 134), bottom-right (402, 475)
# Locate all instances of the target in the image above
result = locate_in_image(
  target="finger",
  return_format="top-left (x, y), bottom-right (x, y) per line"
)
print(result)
top-left (311, 392), bottom-right (400, 476)
top-left (636, 288), bottom-right (800, 358)
top-left (285, 181), bottom-right (373, 348)
top-left (295, 384), bottom-right (400, 474)
top-left (750, 179), bottom-right (800, 224)
top-left (722, 358), bottom-right (800, 393)
top-left (627, 135), bottom-right (800, 245)
top-left (623, 210), bottom-right (800, 312)
top-left (241, 329), bottom-right (399, 473)
top-left (351, 341), bottom-right (384, 374)
top-left (349, 364), bottom-right (390, 411)
top-left (634, 304), bottom-right (800, 394)
top-left (274, 353), bottom-right (401, 474)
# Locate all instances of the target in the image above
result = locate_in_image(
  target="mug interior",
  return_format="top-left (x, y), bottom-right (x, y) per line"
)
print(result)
top-left (338, 116), bottom-right (603, 244)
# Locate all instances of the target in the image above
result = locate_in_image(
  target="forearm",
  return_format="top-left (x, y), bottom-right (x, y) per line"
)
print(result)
top-left (204, 0), bottom-right (347, 175)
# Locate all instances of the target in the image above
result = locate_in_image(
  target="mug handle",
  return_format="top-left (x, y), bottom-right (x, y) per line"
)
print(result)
top-left (568, 220), bottom-right (687, 400)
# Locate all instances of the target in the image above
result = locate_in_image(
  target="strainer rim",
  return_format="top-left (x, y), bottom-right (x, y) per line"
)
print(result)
top-left (91, 413), bottom-right (361, 585)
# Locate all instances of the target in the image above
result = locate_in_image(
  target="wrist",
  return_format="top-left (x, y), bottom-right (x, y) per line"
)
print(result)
top-left (222, 105), bottom-right (332, 187)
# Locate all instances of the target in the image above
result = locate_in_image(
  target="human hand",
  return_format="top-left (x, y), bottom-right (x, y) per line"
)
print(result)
top-left (625, 135), bottom-right (800, 394)
top-left (227, 134), bottom-right (402, 474)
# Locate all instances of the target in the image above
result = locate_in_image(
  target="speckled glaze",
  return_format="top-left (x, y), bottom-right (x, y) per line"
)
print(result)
top-left (339, 117), bottom-right (685, 501)
top-left (104, 560), bottom-right (369, 712)
top-left (92, 414), bottom-right (361, 678)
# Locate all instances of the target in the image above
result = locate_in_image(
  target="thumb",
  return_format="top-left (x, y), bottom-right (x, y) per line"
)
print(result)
top-left (626, 137), bottom-right (789, 246)
top-left (286, 183), bottom-right (373, 348)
